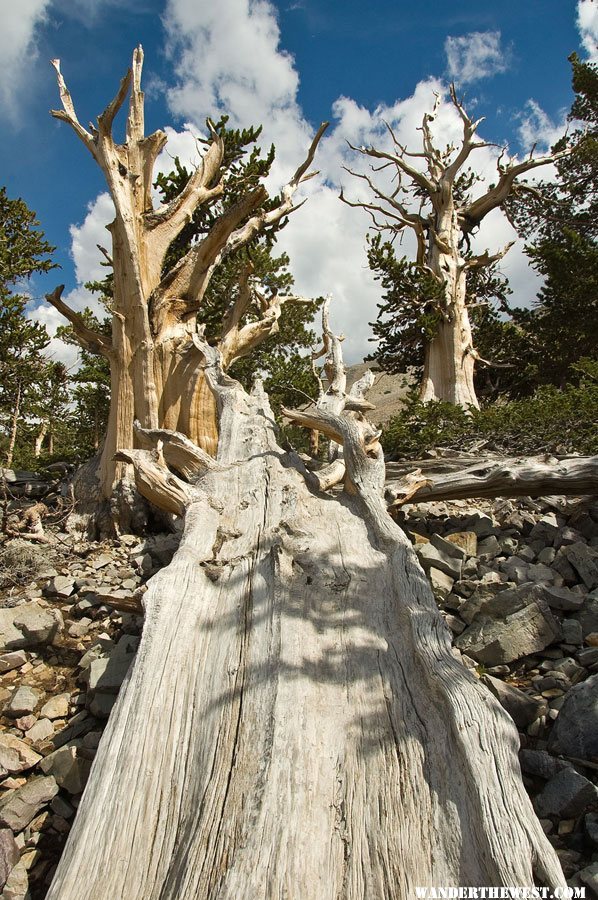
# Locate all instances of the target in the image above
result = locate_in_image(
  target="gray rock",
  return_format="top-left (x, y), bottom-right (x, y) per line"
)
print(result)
top-left (585, 812), bottom-right (598, 846)
top-left (467, 511), bottom-right (496, 539)
top-left (46, 574), bottom-right (75, 598)
top-left (577, 646), bottom-right (598, 667)
top-left (91, 553), bottom-right (112, 570)
top-left (461, 582), bottom-right (544, 626)
top-left (51, 795), bottom-right (74, 819)
top-left (477, 535), bottom-right (501, 559)
top-left (0, 775), bottom-right (58, 830)
top-left (548, 673), bottom-right (598, 760)
top-left (534, 767), bottom-right (598, 818)
top-left (40, 693), bottom-right (70, 720)
top-left (562, 542), bottom-right (598, 589)
top-left (529, 514), bottom-right (559, 546)
top-left (561, 619), bottom-right (583, 645)
top-left (416, 542), bottom-right (462, 580)
top-left (540, 585), bottom-right (586, 611)
top-left (430, 533), bottom-right (466, 560)
top-left (0, 602), bottom-right (63, 652)
top-left (0, 829), bottom-right (19, 892)
top-left (429, 567), bottom-right (454, 600)
top-left (85, 634), bottom-right (139, 695)
top-left (572, 597), bottom-right (598, 638)
top-left (550, 656), bottom-right (586, 682)
top-left (0, 652), bottom-right (27, 674)
top-left (454, 600), bottom-right (562, 665)
top-left (551, 548), bottom-right (579, 585)
top-left (483, 675), bottom-right (546, 728)
top-left (519, 749), bottom-right (571, 780)
top-left (0, 735), bottom-right (41, 775)
top-left (78, 638), bottom-right (115, 670)
top-left (4, 686), bottom-right (40, 718)
top-left (25, 718), bottom-right (54, 744)
top-left (39, 743), bottom-right (91, 795)
top-left (88, 692), bottom-right (117, 719)
top-left (0, 859), bottom-right (28, 900)
top-left (578, 862), bottom-right (598, 895)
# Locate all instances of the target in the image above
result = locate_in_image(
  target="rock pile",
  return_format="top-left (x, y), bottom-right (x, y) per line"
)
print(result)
top-left (0, 494), bottom-right (597, 897)
top-left (395, 494), bottom-right (598, 893)
top-left (0, 531), bottom-right (179, 899)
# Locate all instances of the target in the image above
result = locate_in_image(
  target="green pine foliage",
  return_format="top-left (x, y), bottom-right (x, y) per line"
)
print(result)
top-left (382, 358), bottom-right (598, 459)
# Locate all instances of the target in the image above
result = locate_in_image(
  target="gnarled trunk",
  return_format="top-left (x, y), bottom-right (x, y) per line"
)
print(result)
top-left (47, 361), bottom-right (565, 899)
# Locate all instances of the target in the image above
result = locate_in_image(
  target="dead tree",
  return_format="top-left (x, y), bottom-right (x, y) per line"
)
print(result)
top-left (48, 47), bottom-right (326, 531)
top-left (46, 320), bottom-right (565, 899)
top-left (342, 86), bottom-right (567, 409)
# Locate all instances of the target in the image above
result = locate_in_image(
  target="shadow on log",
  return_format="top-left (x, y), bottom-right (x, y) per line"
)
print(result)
top-left (45, 341), bottom-right (566, 898)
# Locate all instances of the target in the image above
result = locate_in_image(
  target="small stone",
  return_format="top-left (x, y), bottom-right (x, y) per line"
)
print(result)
top-left (40, 694), bottom-right (70, 721)
top-left (25, 718), bottom-right (54, 744)
top-left (534, 767), bottom-right (598, 818)
top-left (484, 675), bottom-right (546, 728)
top-left (0, 734), bottom-right (41, 775)
top-left (51, 814), bottom-right (71, 834)
top-left (548, 672), bottom-right (598, 760)
top-left (541, 585), bottom-right (586, 612)
top-left (91, 554), bottom-right (112, 570)
top-left (558, 819), bottom-right (575, 835)
top-left (0, 827), bottom-right (19, 892)
top-left (467, 511), bottom-right (496, 539)
top-left (51, 795), bottom-right (74, 818)
top-left (563, 542), bottom-right (598, 589)
top-left (88, 692), bottom-right (117, 719)
top-left (39, 744), bottom-right (91, 795)
top-left (416, 543), bottom-right (462, 581)
top-left (562, 619), bottom-right (583, 646)
top-left (429, 567), bottom-right (454, 600)
top-left (444, 614), bottom-right (465, 635)
top-left (586, 631), bottom-right (598, 646)
top-left (4, 686), bottom-right (40, 718)
top-left (454, 600), bottom-right (562, 666)
top-left (477, 535), bottom-right (501, 559)
top-left (0, 775), bottom-right (58, 831)
top-left (445, 532), bottom-right (477, 556)
top-left (578, 863), bottom-right (598, 895)
top-left (68, 618), bottom-right (92, 638)
top-left (14, 716), bottom-right (35, 732)
top-left (585, 812), bottom-right (598, 846)
top-left (1, 860), bottom-right (28, 900)
top-left (46, 575), bottom-right (75, 598)
top-left (0, 652), bottom-right (27, 675)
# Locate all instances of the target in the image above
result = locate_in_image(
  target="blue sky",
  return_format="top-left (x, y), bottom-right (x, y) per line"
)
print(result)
top-left (1, 0), bottom-right (596, 366)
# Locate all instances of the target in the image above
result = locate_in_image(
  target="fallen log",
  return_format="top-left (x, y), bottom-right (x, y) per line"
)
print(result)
top-left (387, 454), bottom-right (598, 506)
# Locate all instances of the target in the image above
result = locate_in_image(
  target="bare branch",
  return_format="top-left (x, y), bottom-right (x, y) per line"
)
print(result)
top-left (45, 286), bottom-right (112, 357)
top-left (97, 69), bottom-right (132, 137)
top-left (464, 241), bottom-right (515, 270)
top-left (50, 59), bottom-right (95, 153)
top-left (113, 446), bottom-right (191, 516)
top-left (133, 420), bottom-right (220, 481)
top-left (461, 149), bottom-right (570, 232)
top-left (346, 140), bottom-right (436, 195)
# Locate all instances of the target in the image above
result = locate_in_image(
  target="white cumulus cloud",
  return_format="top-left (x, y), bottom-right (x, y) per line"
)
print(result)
top-left (577, 0), bottom-right (598, 61)
top-left (0, 0), bottom-right (52, 121)
top-left (445, 31), bottom-right (510, 85)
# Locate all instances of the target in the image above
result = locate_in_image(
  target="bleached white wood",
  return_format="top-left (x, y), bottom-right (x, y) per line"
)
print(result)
top-left (47, 361), bottom-right (565, 899)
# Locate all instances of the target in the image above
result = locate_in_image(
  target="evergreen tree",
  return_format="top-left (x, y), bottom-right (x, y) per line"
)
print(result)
top-left (507, 55), bottom-right (598, 387)
top-left (0, 188), bottom-right (55, 467)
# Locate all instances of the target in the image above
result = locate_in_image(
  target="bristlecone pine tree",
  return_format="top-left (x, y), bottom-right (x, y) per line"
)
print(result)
top-left (45, 51), bottom-right (566, 899)
top-left (46, 47), bottom-right (326, 533)
top-left (342, 86), bottom-right (567, 409)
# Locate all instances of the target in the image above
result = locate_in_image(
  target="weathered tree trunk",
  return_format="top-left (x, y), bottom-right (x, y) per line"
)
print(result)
top-left (47, 50), bottom-right (326, 532)
top-left (47, 353), bottom-right (565, 899)
top-left (387, 453), bottom-right (598, 505)
top-left (34, 421), bottom-right (48, 458)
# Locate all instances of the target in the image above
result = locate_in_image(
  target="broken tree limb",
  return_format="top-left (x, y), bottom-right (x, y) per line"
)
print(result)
top-left (386, 454), bottom-right (598, 506)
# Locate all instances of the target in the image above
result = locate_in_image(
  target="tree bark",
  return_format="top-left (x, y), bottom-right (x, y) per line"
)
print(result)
top-left (47, 361), bottom-right (564, 899)
top-left (387, 453), bottom-right (598, 505)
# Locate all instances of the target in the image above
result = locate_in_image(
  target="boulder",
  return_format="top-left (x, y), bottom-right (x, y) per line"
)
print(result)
top-left (428, 567), bottom-right (454, 600)
top-left (0, 734), bottom-right (41, 775)
top-left (4, 686), bottom-right (40, 718)
top-left (548, 673), bottom-right (598, 760)
top-left (562, 542), bottom-right (598, 590)
top-left (572, 597), bottom-right (598, 639)
top-left (40, 693), bottom-right (70, 720)
top-left (0, 603), bottom-right (63, 652)
top-left (454, 600), bottom-right (562, 666)
top-left (0, 775), bottom-right (58, 831)
top-left (39, 743), bottom-right (91, 795)
top-left (85, 635), bottom-right (139, 695)
top-left (534, 767), bottom-right (598, 818)
top-left (483, 676), bottom-right (546, 728)
top-left (0, 829), bottom-right (19, 892)
top-left (0, 859), bottom-right (28, 900)
top-left (519, 749), bottom-right (572, 780)
top-left (416, 542), bottom-right (462, 580)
